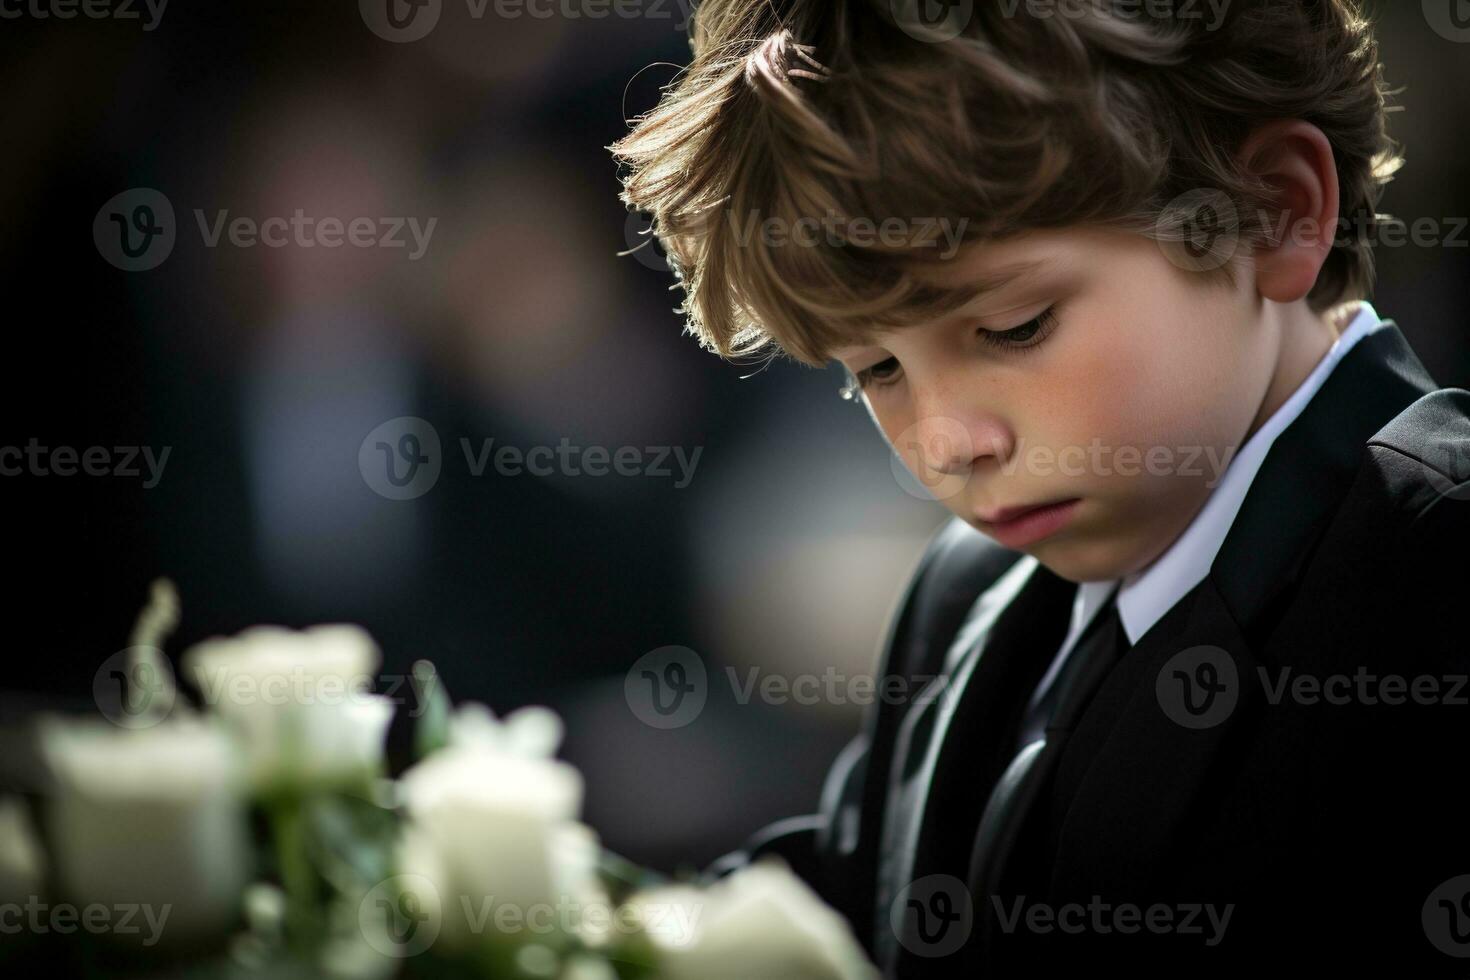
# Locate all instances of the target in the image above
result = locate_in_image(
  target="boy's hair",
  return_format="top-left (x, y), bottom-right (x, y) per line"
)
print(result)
top-left (608, 0), bottom-right (1404, 368)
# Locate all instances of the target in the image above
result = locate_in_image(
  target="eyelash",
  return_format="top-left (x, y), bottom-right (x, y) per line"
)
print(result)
top-left (845, 305), bottom-right (1060, 395)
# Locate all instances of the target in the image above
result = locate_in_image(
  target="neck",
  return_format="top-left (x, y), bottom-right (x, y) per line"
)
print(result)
top-left (1243, 299), bottom-right (1358, 441)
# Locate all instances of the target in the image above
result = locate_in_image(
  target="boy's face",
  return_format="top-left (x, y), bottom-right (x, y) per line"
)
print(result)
top-left (831, 225), bottom-right (1278, 583)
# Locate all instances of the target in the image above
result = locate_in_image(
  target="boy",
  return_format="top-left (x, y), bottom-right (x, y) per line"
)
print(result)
top-left (611, 0), bottom-right (1470, 972)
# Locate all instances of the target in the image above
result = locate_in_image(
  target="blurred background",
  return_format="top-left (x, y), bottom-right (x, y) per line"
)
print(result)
top-left (0, 0), bottom-right (1466, 875)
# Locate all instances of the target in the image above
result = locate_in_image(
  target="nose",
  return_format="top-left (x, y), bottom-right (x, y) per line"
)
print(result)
top-left (905, 415), bottom-right (977, 476)
top-left (906, 381), bottom-right (1014, 476)
top-left (889, 384), bottom-right (1014, 505)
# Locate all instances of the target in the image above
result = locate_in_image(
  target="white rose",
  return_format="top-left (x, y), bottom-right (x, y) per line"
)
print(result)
top-left (630, 859), bottom-right (879, 980)
top-left (181, 624), bottom-right (394, 792)
top-left (396, 703), bottom-right (591, 951)
top-left (38, 716), bottom-right (251, 943)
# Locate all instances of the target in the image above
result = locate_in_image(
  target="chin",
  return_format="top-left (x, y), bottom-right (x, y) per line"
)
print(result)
top-left (1029, 536), bottom-right (1137, 584)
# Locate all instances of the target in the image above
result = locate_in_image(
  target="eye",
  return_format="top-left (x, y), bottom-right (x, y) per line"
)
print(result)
top-left (852, 355), bottom-right (902, 392)
top-left (977, 305), bottom-right (1059, 351)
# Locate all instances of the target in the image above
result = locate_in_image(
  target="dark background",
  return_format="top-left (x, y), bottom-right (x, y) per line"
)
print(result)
top-left (0, 0), bottom-right (1465, 873)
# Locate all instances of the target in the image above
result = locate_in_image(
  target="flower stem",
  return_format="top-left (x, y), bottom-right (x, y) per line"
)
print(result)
top-left (269, 794), bottom-right (319, 951)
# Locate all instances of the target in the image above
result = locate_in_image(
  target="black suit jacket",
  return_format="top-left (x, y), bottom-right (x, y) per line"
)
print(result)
top-left (710, 320), bottom-right (1470, 974)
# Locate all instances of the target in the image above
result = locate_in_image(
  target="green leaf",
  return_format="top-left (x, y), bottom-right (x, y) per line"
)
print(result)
top-left (410, 660), bottom-right (451, 761)
top-left (596, 849), bottom-right (668, 905)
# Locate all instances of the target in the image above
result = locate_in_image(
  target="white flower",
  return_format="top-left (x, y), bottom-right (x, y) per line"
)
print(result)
top-left (0, 795), bottom-right (45, 905)
top-left (39, 716), bottom-right (251, 943)
top-left (630, 859), bottom-right (879, 980)
top-left (181, 624), bottom-right (394, 792)
top-left (396, 702), bottom-right (593, 951)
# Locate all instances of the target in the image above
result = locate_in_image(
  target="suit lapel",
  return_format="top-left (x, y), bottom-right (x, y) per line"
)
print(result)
top-left (877, 556), bottom-right (1075, 969)
top-left (1045, 572), bottom-right (1259, 897)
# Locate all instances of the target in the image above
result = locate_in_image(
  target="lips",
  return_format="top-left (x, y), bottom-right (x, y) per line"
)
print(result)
top-left (977, 498), bottom-right (1076, 525)
top-left (974, 498), bottom-right (1081, 549)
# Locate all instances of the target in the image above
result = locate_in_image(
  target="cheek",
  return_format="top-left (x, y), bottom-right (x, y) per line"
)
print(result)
top-left (1067, 289), bottom-right (1250, 456)
top-left (1027, 306), bottom-right (1251, 533)
top-left (1033, 310), bottom-right (1168, 451)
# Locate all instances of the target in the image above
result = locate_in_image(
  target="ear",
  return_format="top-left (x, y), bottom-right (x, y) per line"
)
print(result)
top-left (1236, 119), bottom-right (1340, 304)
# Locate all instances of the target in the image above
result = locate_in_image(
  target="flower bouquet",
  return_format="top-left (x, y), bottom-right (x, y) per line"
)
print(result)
top-left (0, 581), bottom-right (877, 980)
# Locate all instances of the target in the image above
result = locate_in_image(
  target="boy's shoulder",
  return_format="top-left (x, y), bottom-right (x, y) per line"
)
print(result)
top-left (1348, 384), bottom-right (1470, 647)
top-left (1365, 385), bottom-right (1470, 520)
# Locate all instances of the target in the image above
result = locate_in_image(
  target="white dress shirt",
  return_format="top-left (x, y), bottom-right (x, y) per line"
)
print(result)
top-left (1014, 301), bottom-right (1388, 744)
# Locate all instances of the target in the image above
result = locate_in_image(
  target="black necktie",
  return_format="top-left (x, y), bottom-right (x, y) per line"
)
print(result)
top-left (1012, 589), bottom-right (1128, 756)
top-left (966, 590), bottom-right (1131, 966)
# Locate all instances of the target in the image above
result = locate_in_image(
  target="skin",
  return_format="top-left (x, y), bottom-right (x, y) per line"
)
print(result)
top-left (829, 121), bottom-right (1357, 583)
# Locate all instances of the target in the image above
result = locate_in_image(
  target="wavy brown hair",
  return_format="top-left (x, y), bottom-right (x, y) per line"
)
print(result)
top-left (609, 0), bottom-right (1404, 368)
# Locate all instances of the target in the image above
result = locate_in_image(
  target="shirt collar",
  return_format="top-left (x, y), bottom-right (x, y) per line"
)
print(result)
top-left (1107, 300), bottom-right (1386, 644)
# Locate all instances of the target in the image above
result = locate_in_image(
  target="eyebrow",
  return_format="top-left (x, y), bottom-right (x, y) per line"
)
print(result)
top-left (947, 257), bottom-right (1051, 310)
top-left (830, 257), bottom-right (1055, 364)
